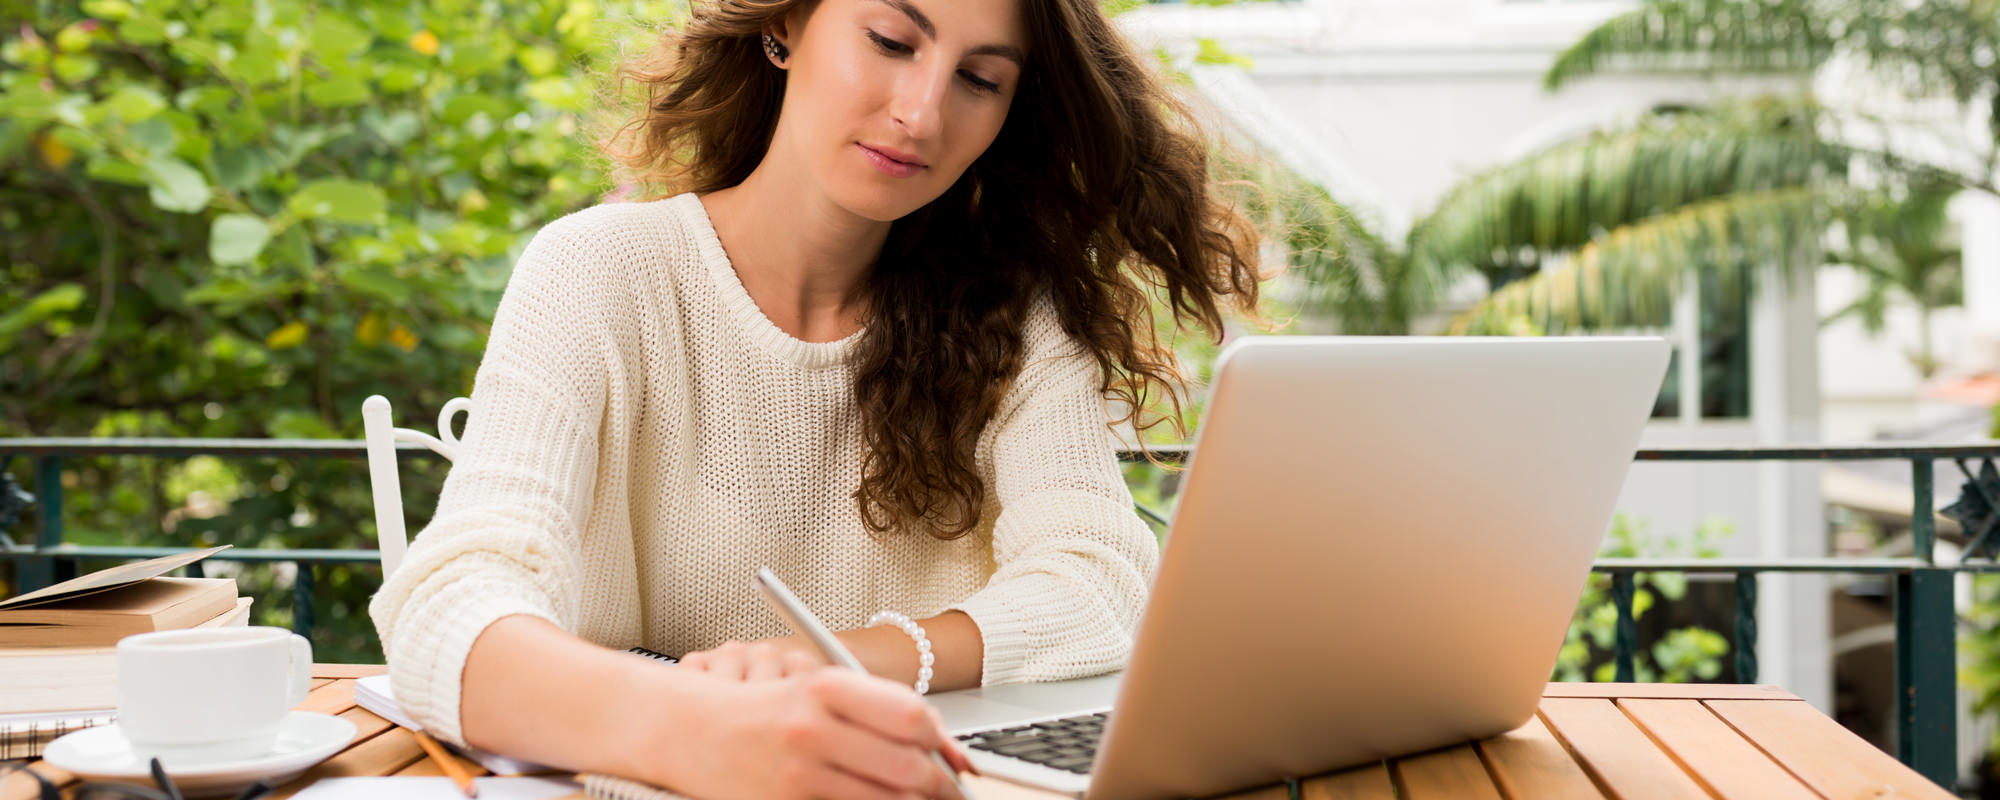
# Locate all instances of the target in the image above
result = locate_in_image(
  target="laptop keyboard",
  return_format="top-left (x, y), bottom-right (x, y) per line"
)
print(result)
top-left (955, 712), bottom-right (1108, 774)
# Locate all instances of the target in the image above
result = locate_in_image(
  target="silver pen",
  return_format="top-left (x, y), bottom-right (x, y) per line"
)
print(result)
top-left (753, 567), bottom-right (971, 797)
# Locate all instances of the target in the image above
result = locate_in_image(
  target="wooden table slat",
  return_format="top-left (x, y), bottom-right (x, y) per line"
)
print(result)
top-left (309, 665), bottom-right (389, 680)
top-left (1538, 698), bottom-right (1709, 800)
top-left (1475, 712), bottom-right (1601, 799)
top-left (1541, 683), bottom-right (1798, 701)
top-left (1299, 761), bottom-right (1396, 800)
top-left (1391, 744), bottom-right (1503, 799)
top-left (335, 707), bottom-right (394, 743)
top-left (1706, 699), bottom-right (1955, 800)
top-left (295, 680), bottom-right (360, 717)
top-left (1616, 698), bottom-right (1818, 799)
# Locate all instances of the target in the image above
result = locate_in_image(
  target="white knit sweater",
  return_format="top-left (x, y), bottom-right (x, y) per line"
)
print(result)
top-left (368, 192), bottom-right (1161, 747)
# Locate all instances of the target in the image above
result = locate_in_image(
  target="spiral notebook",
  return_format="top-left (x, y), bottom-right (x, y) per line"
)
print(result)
top-left (0, 709), bottom-right (116, 759)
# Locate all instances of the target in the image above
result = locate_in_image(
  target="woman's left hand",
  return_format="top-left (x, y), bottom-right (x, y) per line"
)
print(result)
top-left (679, 639), bottom-right (828, 682)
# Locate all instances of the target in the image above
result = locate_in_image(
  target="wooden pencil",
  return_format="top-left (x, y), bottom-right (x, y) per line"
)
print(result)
top-left (413, 729), bottom-right (480, 798)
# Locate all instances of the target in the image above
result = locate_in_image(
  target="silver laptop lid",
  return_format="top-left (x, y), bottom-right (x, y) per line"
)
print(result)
top-left (1085, 336), bottom-right (1670, 800)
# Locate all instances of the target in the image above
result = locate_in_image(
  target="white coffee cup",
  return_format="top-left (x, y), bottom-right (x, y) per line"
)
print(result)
top-left (116, 626), bottom-right (313, 764)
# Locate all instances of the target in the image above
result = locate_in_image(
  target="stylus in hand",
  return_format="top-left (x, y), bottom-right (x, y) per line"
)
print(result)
top-left (752, 567), bottom-right (972, 798)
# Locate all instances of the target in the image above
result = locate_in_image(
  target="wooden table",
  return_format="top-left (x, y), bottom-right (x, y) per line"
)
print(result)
top-left (4, 667), bottom-right (1955, 800)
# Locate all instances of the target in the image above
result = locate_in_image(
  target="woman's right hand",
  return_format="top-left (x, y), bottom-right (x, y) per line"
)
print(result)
top-left (646, 667), bottom-right (976, 800)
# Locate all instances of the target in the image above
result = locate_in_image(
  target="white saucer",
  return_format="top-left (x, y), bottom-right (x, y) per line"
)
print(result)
top-left (44, 711), bottom-right (357, 798)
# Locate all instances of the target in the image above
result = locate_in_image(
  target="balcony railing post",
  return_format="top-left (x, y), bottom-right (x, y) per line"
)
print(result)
top-left (1896, 457), bottom-right (1954, 789)
top-left (1895, 565), bottom-right (1955, 790)
top-left (22, 456), bottom-right (63, 592)
top-left (293, 560), bottom-right (315, 643)
top-left (1913, 459), bottom-right (1935, 564)
top-left (1612, 572), bottom-right (1636, 682)
top-left (1733, 572), bottom-right (1757, 683)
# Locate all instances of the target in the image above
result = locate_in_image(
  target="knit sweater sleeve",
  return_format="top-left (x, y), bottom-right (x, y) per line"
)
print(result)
top-left (946, 308), bottom-right (1162, 686)
top-left (366, 214), bottom-right (612, 747)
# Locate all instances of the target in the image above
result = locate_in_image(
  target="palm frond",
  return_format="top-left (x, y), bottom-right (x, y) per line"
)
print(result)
top-left (1409, 99), bottom-right (1836, 279)
top-left (1449, 186), bottom-right (1826, 335)
top-left (1215, 150), bottom-right (1440, 334)
top-left (1545, 0), bottom-right (1835, 90)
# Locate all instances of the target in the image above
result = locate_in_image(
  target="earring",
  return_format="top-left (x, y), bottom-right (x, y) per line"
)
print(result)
top-left (762, 33), bottom-right (788, 63)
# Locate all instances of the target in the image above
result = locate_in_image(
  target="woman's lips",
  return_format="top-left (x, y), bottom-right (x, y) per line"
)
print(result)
top-left (858, 144), bottom-right (925, 178)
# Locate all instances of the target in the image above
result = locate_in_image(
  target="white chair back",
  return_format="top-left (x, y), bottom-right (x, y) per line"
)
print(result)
top-left (361, 395), bottom-right (471, 580)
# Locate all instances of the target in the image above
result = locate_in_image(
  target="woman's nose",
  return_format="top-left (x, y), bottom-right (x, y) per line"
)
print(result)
top-left (890, 64), bottom-right (950, 141)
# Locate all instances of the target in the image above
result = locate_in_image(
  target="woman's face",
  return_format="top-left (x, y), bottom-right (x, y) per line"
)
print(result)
top-left (771, 0), bottom-right (1026, 222)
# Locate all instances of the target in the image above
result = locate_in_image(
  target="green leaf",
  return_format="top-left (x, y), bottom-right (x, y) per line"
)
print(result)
top-left (337, 264), bottom-right (412, 303)
top-left (0, 284), bottom-right (86, 341)
top-left (127, 116), bottom-right (179, 155)
top-left (84, 157), bottom-right (148, 186)
top-left (52, 53), bottom-right (99, 82)
top-left (378, 65), bottom-right (425, 93)
top-left (143, 156), bottom-right (212, 213)
top-left (308, 14), bottom-right (373, 59)
top-left (184, 277), bottom-right (265, 306)
top-left (440, 94), bottom-right (508, 126)
top-left (212, 146), bottom-right (274, 192)
top-left (103, 86), bottom-right (167, 122)
top-left (210, 213), bottom-right (273, 265)
top-left (81, 0), bottom-right (134, 18)
top-left (287, 179), bottom-right (386, 223)
top-left (305, 78), bottom-right (370, 108)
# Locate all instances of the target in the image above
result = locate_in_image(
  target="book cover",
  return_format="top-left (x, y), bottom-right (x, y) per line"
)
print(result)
top-left (0, 546), bottom-right (229, 610)
top-left (0, 577), bottom-right (239, 646)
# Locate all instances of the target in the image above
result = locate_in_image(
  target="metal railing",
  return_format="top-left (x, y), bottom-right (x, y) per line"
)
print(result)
top-left (3, 437), bottom-right (1998, 791)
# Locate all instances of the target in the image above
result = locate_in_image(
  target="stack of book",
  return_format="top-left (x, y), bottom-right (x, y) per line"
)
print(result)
top-left (0, 546), bottom-right (251, 757)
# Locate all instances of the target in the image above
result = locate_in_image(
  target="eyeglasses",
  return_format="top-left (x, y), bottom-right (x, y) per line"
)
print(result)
top-left (2, 758), bottom-right (272, 800)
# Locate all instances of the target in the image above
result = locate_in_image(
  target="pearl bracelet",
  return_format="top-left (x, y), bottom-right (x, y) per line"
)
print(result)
top-left (867, 610), bottom-right (934, 694)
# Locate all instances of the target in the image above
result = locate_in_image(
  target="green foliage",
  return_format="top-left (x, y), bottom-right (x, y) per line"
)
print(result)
top-left (1544, 0), bottom-right (1835, 90)
top-left (1411, 99), bottom-right (1837, 279)
top-left (1553, 515), bottom-right (1736, 683)
top-left (1544, 0), bottom-right (2000, 194)
top-left (1215, 150), bottom-right (1436, 335)
top-left (1821, 184), bottom-right (1964, 377)
top-left (0, 0), bottom-right (661, 660)
top-left (1406, 0), bottom-right (1995, 337)
top-left (1961, 575), bottom-right (2000, 752)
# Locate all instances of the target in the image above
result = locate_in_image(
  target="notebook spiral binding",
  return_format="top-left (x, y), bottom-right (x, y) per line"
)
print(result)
top-left (580, 772), bottom-right (693, 800)
top-left (0, 713), bottom-right (116, 759)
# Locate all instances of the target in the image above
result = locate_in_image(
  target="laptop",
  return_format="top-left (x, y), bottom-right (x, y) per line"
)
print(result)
top-left (931, 335), bottom-right (1672, 799)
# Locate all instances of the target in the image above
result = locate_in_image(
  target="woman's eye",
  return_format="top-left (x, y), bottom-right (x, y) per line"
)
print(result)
top-left (961, 72), bottom-right (1000, 93)
top-left (866, 30), bottom-right (911, 54)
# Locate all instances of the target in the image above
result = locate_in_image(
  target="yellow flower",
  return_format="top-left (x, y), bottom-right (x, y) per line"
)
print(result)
top-left (37, 134), bottom-right (73, 169)
top-left (388, 325), bottom-right (419, 353)
top-left (409, 30), bottom-right (440, 56)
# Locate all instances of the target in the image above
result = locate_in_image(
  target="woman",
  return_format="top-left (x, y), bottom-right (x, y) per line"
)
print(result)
top-left (368, 0), bottom-right (1263, 795)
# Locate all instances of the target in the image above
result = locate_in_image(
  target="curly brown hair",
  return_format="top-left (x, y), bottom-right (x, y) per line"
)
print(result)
top-left (601, 0), bottom-right (1266, 539)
